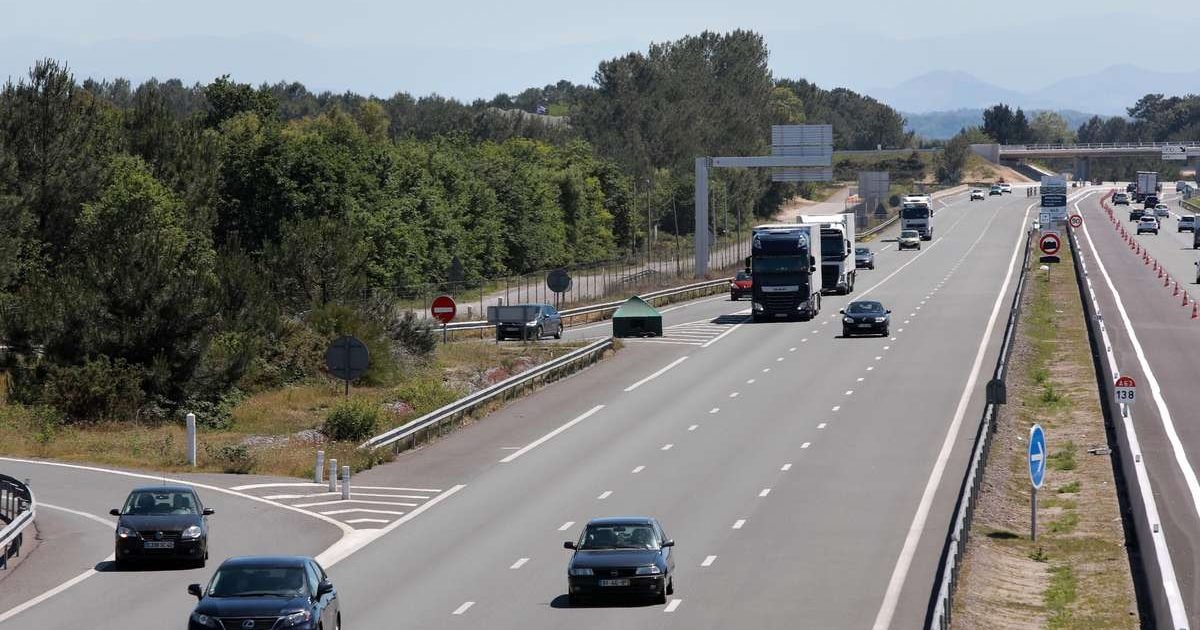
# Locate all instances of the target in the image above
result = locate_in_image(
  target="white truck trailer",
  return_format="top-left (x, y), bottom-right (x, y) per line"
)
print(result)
top-left (797, 212), bottom-right (857, 294)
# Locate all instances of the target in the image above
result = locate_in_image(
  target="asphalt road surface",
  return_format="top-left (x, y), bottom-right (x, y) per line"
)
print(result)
top-left (1, 185), bottom-right (1036, 629)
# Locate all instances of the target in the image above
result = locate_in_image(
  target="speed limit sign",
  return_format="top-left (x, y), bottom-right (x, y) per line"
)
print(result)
top-left (1115, 375), bottom-right (1137, 404)
top-left (1069, 215), bottom-right (1083, 228)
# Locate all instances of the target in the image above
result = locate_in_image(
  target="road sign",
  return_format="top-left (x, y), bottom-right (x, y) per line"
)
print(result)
top-left (1115, 375), bottom-right (1137, 404)
top-left (1040, 194), bottom-right (1068, 207)
top-left (431, 295), bottom-right (457, 324)
top-left (1069, 215), bottom-right (1083, 228)
top-left (1039, 233), bottom-right (1062, 256)
top-left (1163, 146), bottom-right (1187, 161)
top-left (1028, 424), bottom-right (1046, 489)
top-left (546, 268), bottom-right (572, 293)
top-left (325, 335), bottom-right (370, 396)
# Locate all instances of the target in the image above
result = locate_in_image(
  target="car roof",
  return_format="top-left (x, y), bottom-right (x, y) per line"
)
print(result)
top-left (129, 485), bottom-right (196, 494)
top-left (586, 516), bottom-right (657, 526)
top-left (218, 556), bottom-right (313, 568)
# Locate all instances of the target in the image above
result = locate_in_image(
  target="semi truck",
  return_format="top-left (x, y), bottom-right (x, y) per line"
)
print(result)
top-left (900, 196), bottom-right (934, 240)
top-left (797, 212), bottom-right (857, 294)
top-left (749, 224), bottom-right (824, 321)
top-left (1135, 171), bottom-right (1159, 202)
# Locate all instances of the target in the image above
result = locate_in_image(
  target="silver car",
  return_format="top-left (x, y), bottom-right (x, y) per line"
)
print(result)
top-left (898, 229), bottom-right (921, 250)
top-left (1155, 204), bottom-right (1170, 218)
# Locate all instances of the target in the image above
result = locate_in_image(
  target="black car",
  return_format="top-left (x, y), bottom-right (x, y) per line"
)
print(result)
top-left (564, 517), bottom-right (675, 604)
top-left (854, 246), bottom-right (875, 270)
top-left (1129, 208), bottom-right (1144, 221)
top-left (112, 485), bottom-right (212, 567)
top-left (188, 556), bottom-right (339, 630)
top-left (841, 300), bottom-right (891, 337)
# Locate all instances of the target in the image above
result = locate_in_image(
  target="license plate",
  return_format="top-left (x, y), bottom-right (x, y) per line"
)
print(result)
top-left (143, 541), bottom-right (174, 549)
top-left (857, 324), bottom-right (872, 328)
top-left (599, 579), bottom-right (630, 587)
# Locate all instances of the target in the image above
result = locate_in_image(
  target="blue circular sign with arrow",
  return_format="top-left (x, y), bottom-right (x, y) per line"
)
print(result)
top-left (1028, 424), bottom-right (1047, 490)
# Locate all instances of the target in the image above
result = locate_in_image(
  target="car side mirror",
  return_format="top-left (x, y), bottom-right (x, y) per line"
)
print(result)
top-left (886, 310), bottom-right (892, 314)
top-left (662, 539), bottom-right (675, 548)
top-left (188, 584), bottom-right (203, 599)
top-left (109, 508), bottom-right (121, 516)
top-left (316, 579), bottom-right (334, 597)
top-left (202, 508), bottom-right (215, 516)
top-left (563, 541), bottom-right (576, 550)
top-left (838, 309), bottom-right (845, 314)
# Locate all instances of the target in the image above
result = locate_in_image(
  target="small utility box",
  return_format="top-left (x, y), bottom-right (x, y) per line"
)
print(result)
top-left (612, 296), bottom-right (662, 338)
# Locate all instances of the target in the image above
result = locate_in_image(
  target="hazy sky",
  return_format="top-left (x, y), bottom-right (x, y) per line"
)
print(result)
top-left (1, 0), bottom-right (1194, 105)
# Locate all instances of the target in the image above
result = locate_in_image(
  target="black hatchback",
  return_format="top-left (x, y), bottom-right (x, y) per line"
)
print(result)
top-left (564, 517), bottom-right (675, 604)
top-left (111, 485), bottom-right (212, 567)
top-left (841, 300), bottom-right (891, 337)
top-left (188, 556), bottom-right (339, 630)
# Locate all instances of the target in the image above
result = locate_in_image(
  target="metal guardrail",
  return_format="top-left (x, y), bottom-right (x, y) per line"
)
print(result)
top-left (362, 337), bottom-right (614, 451)
top-left (0, 474), bottom-right (35, 570)
top-left (1002, 141), bottom-right (1200, 151)
top-left (926, 228), bottom-right (1034, 629)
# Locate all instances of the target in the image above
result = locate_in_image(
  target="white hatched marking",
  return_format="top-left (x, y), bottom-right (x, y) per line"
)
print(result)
top-left (345, 518), bottom-right (389, 524)
top-left (597, 490), bottom-right (612, 500)
top-left (293, 499), bottom-right (418, 508)
top-left (320, 508), bottom-right (405, 516)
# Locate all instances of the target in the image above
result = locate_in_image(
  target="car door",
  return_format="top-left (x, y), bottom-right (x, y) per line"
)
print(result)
top-left (655, 521), bottom-right (675, 575)
top-left (544, 305), bottom-right (561, 335)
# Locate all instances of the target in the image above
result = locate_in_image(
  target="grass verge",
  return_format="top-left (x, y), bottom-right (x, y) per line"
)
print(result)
top-left (950, 242), bottom-right (1138, 629)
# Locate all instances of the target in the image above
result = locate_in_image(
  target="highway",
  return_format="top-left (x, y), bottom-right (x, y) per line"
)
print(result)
top-left (0, 186), bottom-right (1042, 629)
top-left (1072, 187), bottom-right (1200, 626)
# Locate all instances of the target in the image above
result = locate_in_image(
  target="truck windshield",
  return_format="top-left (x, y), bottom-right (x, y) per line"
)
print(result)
top-left (752, 256), bottom-right (805, 274)
top-left (901, 207), bottom-right (930, 219)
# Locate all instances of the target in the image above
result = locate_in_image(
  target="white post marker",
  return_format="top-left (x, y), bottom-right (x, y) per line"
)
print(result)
top-left (341, 466), bottom-right (351, 500)
top-left (315, 450), bottom-right (325, 484)
top-left (328, 458), bottom-right (338, 493)
top-left (185, 413), bottom-right (197, 467)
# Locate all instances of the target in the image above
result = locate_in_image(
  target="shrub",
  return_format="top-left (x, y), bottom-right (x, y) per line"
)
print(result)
top-left (42, 356), bottom-right (145, 423)
top-left (204, 443), bottom-right (257, 474)
top-left (322, 397), bottom-right (381, 442)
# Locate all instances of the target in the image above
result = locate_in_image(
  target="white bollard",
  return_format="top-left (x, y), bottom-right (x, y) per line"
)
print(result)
top-left (328, 458), bottom-right (338, 493)
top-left (186, 413), bottom-right (197, 467)
top-left (341, 466), bottom-right (350, 500)
top-left (314, 451), bottom-right (325, 484)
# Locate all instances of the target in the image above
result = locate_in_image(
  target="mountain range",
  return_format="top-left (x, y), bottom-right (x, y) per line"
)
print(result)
top-left (902, 108), bottom-right (1102, 141)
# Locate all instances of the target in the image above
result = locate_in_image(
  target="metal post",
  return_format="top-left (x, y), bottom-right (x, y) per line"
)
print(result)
top-left (185, 413), bottom-right (197, 466)
top-left (695, 158), bottom-right (710, 277)
top-left (341, 466), bottom-right (350, 500)
top-left (328, 458), bottom-right (338, 493)
top-left (315, 450), bottom-right (325, 484)
top-left (1031, 487), bottom-right (1038, 541)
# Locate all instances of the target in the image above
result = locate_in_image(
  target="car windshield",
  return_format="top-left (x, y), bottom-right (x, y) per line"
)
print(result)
top-left (579, 524), bottom-right (660, 550)
top-left (735, 272), bottom-right (751, 281)
top-left (122, 491), bottom-right (198, 515)
top-left (855, 248), bottom-right (869, 255)
top-left (208, 566), bottom-right (309, 598)
top-left (847, 302), bottom-right (884, 314)
top-left (752, 257), bottom-right (804, 274)
top-left (901, 231), bottom-right (918, 238)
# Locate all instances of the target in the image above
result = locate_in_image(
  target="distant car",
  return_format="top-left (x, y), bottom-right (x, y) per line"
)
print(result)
top-left (1179, 215), bottom-right (1196, 233)
top-left (1113, 192), bottom-right (1130, 205)
top-left (1155, 204), bottom-right (1170, 218)
top-left (112, 486), bottom-right (211, 568)
top-left (898, 229), bottom-right (921, 250)
top-left (854, 246), bottom-right (875, 270)
top-left (1000, 183), bottom-right (1013, 194)
top-left (1137, 216), bottom-right (1159, 234)
top-left (495, 303), bottom-right (562, 341)
top-left (1144, 195), bottom-right (1160, 210)
top-left (1178, 181), bottom-right (1187, 192)
top-left (1129, 207), bottom-right (1144, 221)
top-left (1126, 182), bottom-right (1137, 194)
top-left (841, 300), bottom-right (891, 337)
top-left (1195, 259), bottom-right (1200, 283)
top-left (564, 517), bottom-right (675, 605)
top-left (729, 271), bottom-right (752, 300)
top-left (187, 556), bottom-right (339, 630)
top-left (970, 189), bottom-right (985, 201)
top-left (989, 185), bottom-right (1003, 196)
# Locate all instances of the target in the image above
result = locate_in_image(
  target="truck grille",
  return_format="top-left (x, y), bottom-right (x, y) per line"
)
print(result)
top-left (821, 266), bottom-right (838, 289)
top-left (761, 294), bottom-right (799, 310)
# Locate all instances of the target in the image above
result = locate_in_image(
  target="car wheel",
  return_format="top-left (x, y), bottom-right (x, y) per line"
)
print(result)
top-left (535, 325), bottom-right (543, 340)
top-left (554, 326), bottom-right (562, 340)
top-left (567, 593), bottom-right (579, 607)
top-left (842, 328), bottom-right (851, 337)
top-left (335, 613), bottom-right (341, 630)
top-left (667, 577), bottom-right (674, 595)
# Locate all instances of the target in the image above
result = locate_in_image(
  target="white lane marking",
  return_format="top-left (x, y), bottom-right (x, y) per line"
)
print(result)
top-left (320, 508), bottom-right (406, 516)
top-left (511, 558), bottom-right (530, 570)
top-left (904, 320), bottom-right (910, 324)
top-left (688, 424), bottom-right (699, 432)
top-left (818, 423), bottom-right (827, 429)
top-left (762, 368), bottom-right (771, 373)
top-left (812, 330), bottom-right (819, 334)
top-left (625, 357), bottom-right (689, 392)
top-left (781, 463), bottom-right (793, 471)
top-left (802, 338), bottom-right (808, 343)
top-left (344, 518), bottom-right (390, 524)
top-left (293, 499), bottom-right (418, 508)
top-left (867, 366), bottom-right (875, 371)
top-left (661, 443), bottom-right (674, 451)
top-left (702, 555), bottom-right (717, 567)
top-left (664, 599), bottom-right (683, 613)
top-left (729, 392), bottom-right (739, 398)
top-left (500, 405), bottom-right (605, 463)
top-left (776, 357), bottom-right (784, 362)
top-left (872, 196), bottom-right (1036, 630)
top-left (597, 491), bottom-right (613, 500)
top-left (0, 554), bottom-right (115, 624)
top-left (558, 521), bottom-right (575, 531)
top-left (700, 317), bottom-right (749, 348)
top-left (831, 406), bottom-right (841, 412)
top-left (898, 328), bottom-right (904, 333)
top-left (710, 407), bottom-right (720, 414)
top-left (747, 378), bottom-right (756, 384)
top-left (845, 390), bottom-right (854, 396)
top-left (789, 347), bottom-right (797, 352)
top-left (732, 519), bottom-right (746, 529)
top-left (759, 488), bottom-right (771, 497)
top-left (632, 466), bottom-right (645, 474)
top-left (41, 503), bottom-right (116, 528)
top-left (231, 482), bottom-right (441, 492)
top-left (452, 601), bottom-right (475, 615)
top-left (321, 484), bottom-right (466, 567)
top-left (883, 346), bottom-right (890, 350)
top-left (875, 356), bottom-right (883, 360)
top-left (857, 377), bottom-right (865, 382)
top-left (802, 442), bottom-right (811, 449)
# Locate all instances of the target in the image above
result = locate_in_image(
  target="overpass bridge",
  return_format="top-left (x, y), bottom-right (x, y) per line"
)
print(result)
top-left (972, 141), bottom-right (1200, 180)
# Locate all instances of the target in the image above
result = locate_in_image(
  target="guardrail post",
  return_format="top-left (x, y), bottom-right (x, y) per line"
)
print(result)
top-left (328, 458), bottom-right (338, 492)
top-left (314, 450), bottom-right (325, 484)
top-left (341, 466), bottom-right (350, 500)
top-left (185, 413), bottom-right (197, 467)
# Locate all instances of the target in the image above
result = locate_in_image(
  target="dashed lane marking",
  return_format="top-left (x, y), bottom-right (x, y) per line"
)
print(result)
top-left (702, 555), bottom-right (717, 567)
top-left (597, 491), bottom-right (612, 500)
top-left (511, 558), bottom-right (529, 570)
top-left (759, 488), bottom-right (771, 497)
top-left (558, 521), bottom-right (575, 531)
top-left (452, 602), bottom-right (475, 615)
top-left (632, 466), bottom-right (645, 474)
top-left (732, 519), bottom-right (746, 529)
top-left (664, 599), bottom-right (683, 613)
top-left (781, 464), bottom-right (792, 471)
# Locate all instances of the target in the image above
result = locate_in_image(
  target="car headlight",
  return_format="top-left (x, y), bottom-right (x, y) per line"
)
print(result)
top-left (181, 525), bottom-right (203, 540)
top-left (752, 302), bottom-right (764, 312)
top-left (636, 565), bottom-right (662, 575)
top-left (281, 609), bottom-right (312, 627)
top-left (569, 568), bottom-right (594, 576)
top-left (875, 317), bottom-right (888, 323)
top-left (843, 317), bottom-right (854, 324)
top-left (190, 612), bottom-right (218, 628)
top-left (117, 526), bottom-right (137, 539)
top-left (525, 321), bottom-right (538, 326)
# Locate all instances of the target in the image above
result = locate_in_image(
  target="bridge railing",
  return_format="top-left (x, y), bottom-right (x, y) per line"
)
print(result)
top-left (0, 474), bottom-right (35, 570)
top-left (1001, 141), bottom-right (1200, 152)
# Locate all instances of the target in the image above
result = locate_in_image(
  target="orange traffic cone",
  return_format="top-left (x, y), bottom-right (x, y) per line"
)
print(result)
top-left (1174, 282), bottom-right (1180, 296)
top-left (1164, 274), bottom-right (1170, 286)
top-left (1183, 292), bottom-right (1189, 306)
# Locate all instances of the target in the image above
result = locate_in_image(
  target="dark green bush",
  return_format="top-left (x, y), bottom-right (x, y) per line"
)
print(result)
top-left (322, 397), bottom-right (381, 442)
top-left (204, 443), bottom-right (256, 474)
top-left (42, 356), bottom-right (145, 423)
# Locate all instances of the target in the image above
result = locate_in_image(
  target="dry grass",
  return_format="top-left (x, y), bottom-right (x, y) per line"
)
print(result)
top-left (951, 244), bottom-right (1138, 629)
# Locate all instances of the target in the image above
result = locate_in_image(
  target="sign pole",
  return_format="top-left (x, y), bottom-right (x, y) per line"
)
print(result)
top-left (443, 322), bottom-right (448, 345)
top-left (343, 340), bottom-right (350, 398)
top-left (1031, 486), bottom-right (1038, 542)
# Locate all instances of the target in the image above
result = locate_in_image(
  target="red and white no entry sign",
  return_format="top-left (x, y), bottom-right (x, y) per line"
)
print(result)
top-left (431, 295), bottom-right (457, 324)
top-left (1115, 375), bottom-right (1137, 404)
top-left (1069, 215), bottom-right (1083, 228)
top-left (1039, 233), bottom-right (1061, 256)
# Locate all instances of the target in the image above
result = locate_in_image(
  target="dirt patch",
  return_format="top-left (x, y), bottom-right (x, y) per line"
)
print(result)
top-left (952, 246), bottom-right (1137, 629)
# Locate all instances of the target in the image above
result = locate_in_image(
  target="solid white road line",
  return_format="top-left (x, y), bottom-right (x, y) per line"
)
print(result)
top-left (624, 357), bottom-right (689, 392)
top-left (511, 558), bottom-right (530, 570)
top-left (0, 554), bottom-right (115, 624)
top-left (293, 499), bottom-right (419, 508)
top-left (597, 491), bottom-right (612, 500)
top-left (345, 518), bottom-right (390, 524)
top-left (699, 317), bottom-right (750, 348)
top-left (732, 519), bottom-right (746, 529)
top-left (500, 405), bottom-right (605, 463)
top-left (320, 508), bottom-right (406, 516)
top-left (41, 503), bottom-right (116, 528)
top-left (452, 601), bottom-right (475, 615)
top-left (871, 196), bottom-right (1036, 630)
top-left (701, 555), bottom-right (717, 567)
top-left (558, 521), bottom-right (575, 531)
top-left (664, 598), bottom-right (682, 612)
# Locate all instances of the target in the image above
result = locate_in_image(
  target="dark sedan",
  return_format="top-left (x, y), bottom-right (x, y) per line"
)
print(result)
top-left (112, 485), bottom-right (212, 567)
top-left (854, 246), bottom-right (875, 270)
top-left (188, 556), bottom-right (339, 630)
top-left (564, 517), bottom-right (675, 605)
top-left (841, 300), bottom-right (891, 337)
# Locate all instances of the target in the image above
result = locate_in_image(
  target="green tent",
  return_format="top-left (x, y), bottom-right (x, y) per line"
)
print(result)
top-left (612, 296), bottom-right (663, 337)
